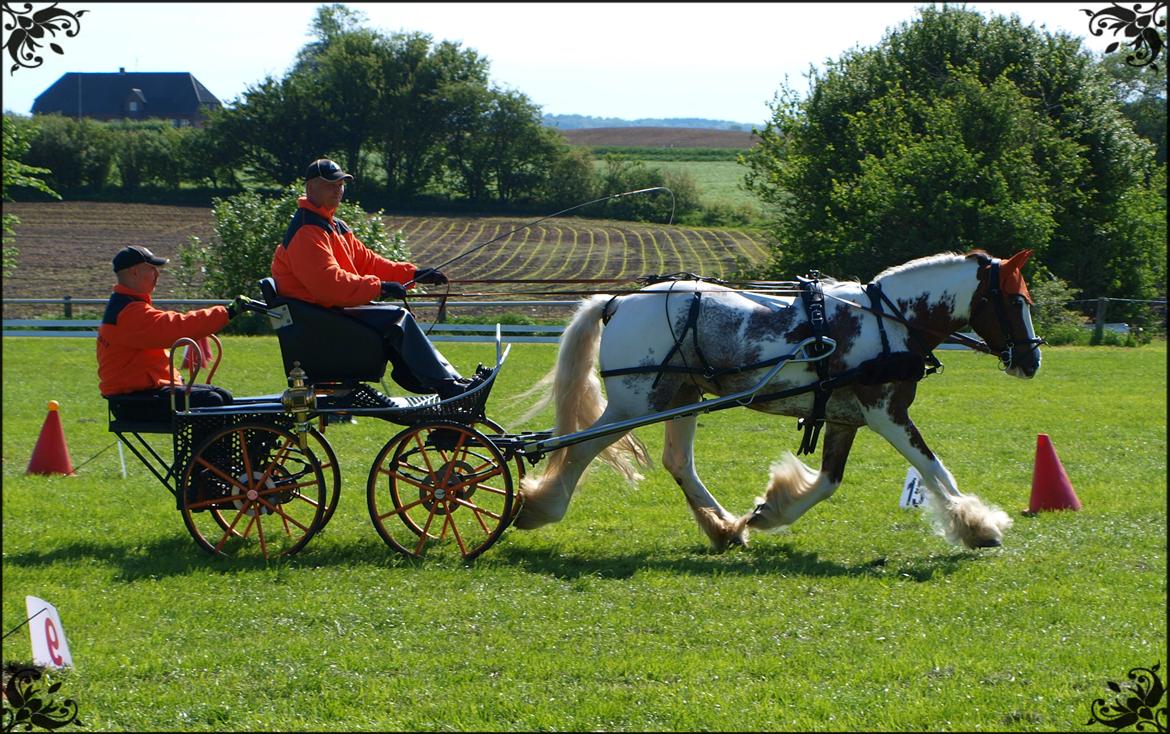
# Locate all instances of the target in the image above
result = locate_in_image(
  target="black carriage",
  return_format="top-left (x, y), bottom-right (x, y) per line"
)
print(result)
top-left (107, 280), bottom-right (542, 562)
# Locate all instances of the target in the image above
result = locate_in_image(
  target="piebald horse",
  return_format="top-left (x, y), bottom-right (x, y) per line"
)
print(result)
top-left (514, 250), bottom-right (1042, 550)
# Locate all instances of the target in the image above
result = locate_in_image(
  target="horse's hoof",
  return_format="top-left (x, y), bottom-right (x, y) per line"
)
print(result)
top-left (973, 537), bottom-right (1002, 548)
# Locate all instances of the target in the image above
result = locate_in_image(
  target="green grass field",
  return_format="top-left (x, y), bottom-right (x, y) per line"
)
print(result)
top-left (653, 160), bottom-right (755, 209)
top-left (2, 337), bottom-right (1166, 731)
top-left (593, 159), bottom-right (759, 213)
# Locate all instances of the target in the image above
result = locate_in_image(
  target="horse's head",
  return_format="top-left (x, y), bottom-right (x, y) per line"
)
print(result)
top-left (968, 250), bottom-right (1043, 378)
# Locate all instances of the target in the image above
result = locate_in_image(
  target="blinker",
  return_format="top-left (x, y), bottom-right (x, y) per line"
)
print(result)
top-left (998, 249), bottom-right (1034, 304)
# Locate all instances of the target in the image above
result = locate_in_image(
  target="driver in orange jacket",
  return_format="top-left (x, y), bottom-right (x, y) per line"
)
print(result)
top-left (98, 245), bottom-right (246, 420)
top-left (271, 158), bottom-right (484, 399)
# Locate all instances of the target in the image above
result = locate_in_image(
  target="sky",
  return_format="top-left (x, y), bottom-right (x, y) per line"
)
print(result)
top-left (1, 2), bottom-right (1123, 126)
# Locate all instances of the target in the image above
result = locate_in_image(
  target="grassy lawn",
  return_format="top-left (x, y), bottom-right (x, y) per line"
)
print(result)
top-left (2, 337), bottom-right (1165, 731)
top-left (592, 159), bottom-right (759, 212)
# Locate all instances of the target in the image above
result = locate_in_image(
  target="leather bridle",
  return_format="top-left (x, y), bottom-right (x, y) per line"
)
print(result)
top-left (971, 256), bottom-right (1046, 371)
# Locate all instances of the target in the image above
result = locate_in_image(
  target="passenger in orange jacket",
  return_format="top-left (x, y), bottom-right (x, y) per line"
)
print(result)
top-left (272, 158), bottom-right (483, 399)
top-left (98, 245), bottom-right (246, 420)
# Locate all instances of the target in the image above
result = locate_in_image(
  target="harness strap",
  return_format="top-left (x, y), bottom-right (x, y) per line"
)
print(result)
top-left (600, 351), bottom-right (794, 380)
top-left (867, 281), bottom-right (943, 376)
top-left (600, 289), bottom-right (720, 391)
top-left (866, 283), bottom-right (891, 355)
top-left (796, 275), bottom-right (832, 456)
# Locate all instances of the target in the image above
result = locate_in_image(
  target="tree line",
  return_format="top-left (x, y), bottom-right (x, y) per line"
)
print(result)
top-left (742, 6), bottom-right (1166, 327)
top-left (5, 5), bottom-right (706, 224)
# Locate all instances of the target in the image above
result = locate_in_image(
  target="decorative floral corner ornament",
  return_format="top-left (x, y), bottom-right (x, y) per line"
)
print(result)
top-left (1086, 663), bottom-right (1168, 732)
top-left (2, 2), bottom-right (87, 76)
top-left (1082, 2), bottom-right (1168, 71)
top-left (1, 662), bottom-right (84, 731)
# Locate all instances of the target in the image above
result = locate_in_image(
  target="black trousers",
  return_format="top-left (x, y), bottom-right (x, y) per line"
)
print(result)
top-left (341, 304), bottom-right (462, 394)
top-left (107, 384), bottom-right (234, 423)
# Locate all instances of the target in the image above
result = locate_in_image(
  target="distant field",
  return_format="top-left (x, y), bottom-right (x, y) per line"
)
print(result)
top-left (592, 160), bottom-right (758, 211)
top-left (2, 202), bottom-right (770, 310)
top-left (561, 126), bottom-right (758, 148)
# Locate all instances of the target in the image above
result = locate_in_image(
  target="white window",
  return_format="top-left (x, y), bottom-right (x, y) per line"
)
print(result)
top-left (128, 101), bottom-right (139, 112)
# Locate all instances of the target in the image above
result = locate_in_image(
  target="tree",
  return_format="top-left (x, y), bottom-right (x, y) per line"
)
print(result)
top-left (375, 34), bottom-right (491, 199)
top-left (206, 75), bottom-right (333, 186)
top-left (291, 3), bottom-right (370, 74)
top-left (23, 114), bottom-right (115, 189)
top-left (1099, 52), bottom-right (1167, 164)
top-left (3, 115), bottom-right (61, 277)
top-left (742, 5), bottom-right (1165, 304)
top-left (110, 120), bottom-right (186, 190)
top-left (483, 90), bottom-right (564, 204)
top-left (297, 21), bottom-right (387, 183)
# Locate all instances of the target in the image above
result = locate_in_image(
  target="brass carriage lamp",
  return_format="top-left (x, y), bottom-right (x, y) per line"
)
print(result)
top-left (281, 362), bottom-right (317, 448)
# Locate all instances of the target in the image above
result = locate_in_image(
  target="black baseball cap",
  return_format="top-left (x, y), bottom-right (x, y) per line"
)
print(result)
top-left (112, 245), bottom-right (168, 272)
top-left (305, 158), bottom-right (354, 182)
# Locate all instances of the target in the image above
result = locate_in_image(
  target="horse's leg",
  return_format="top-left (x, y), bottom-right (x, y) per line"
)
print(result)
top-left (861, 395), bottom-right (1012, 548)
top-left (661, 413), bottom-right (749, 551)
top-left (737, 422), bottom-right (858, 532)
top-left (514, 401), bottom-right (645, 530)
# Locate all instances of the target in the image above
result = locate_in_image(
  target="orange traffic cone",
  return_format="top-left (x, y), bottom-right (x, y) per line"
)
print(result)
top-left (182, 336), bottom-right (212, 373)
top-left (26, 400), bottom-right (75, 476)
top-left (1026, 433), bottom-right (1081, 513)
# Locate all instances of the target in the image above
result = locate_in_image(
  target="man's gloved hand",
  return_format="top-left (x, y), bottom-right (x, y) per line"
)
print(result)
top-left (225, 295), bottom-right (251, 319)
top-left (413, 267), bottom-right (448, 286)
top-left (380, 281), bottom-right (407, 300)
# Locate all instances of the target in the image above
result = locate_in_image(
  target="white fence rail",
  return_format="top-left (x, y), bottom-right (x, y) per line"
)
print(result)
top-left (1, 297), bottom-right (1004, 349)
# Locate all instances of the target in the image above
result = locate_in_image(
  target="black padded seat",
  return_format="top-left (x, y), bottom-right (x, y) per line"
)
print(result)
top-left (259, 278), bottom-right (387, 384)
top-left (106, 393), bottom-right (175, 434)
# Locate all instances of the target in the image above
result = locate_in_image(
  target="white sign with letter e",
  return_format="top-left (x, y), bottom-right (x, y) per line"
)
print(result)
top-left (26, 595), bottom-right (74, 669)
top-left (899, 467), bottom-right (925, 509)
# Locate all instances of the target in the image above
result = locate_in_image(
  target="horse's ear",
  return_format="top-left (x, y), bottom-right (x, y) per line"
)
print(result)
top-left (1000, 249), bottom-right (1034, 303)
top-left (1005, 249), bottom-right (1034, 269)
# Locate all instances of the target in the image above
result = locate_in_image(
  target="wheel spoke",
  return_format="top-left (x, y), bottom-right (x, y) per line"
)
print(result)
top-left (414, 509), bottom-right (440, 555)
top-left (375, 497), bottom-right (427, 523)
top-left (447, 511), bottom-right (469, 557)
top-left (254, 496), bottom-right (315, 534)
top-left (452, 496), bottom-right (504, 523)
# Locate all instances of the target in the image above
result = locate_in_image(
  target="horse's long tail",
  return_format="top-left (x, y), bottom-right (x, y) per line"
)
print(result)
top-left (543, 294), bottom-right (649, 481)
top-left (517, 296), bottom-right (650, 525)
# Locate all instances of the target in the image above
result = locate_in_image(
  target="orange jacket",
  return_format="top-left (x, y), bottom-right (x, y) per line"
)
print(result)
top-left (97, 284), bottom-right (230, 396)
top-left (271, 197), bottom-right (416, 308)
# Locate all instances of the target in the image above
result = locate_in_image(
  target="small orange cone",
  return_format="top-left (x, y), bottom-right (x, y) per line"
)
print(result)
top-left (182, 336), bottom-right (212, 373)
top-left (26, 400), bottom-right (75, 476)
top-left (1027, 433), bottom-right (1081, 513)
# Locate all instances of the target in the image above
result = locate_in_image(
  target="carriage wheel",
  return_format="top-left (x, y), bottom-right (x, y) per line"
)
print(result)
top-left (182, 422), bottom-right (327, 559)
top-left (204, 427), bottom-right (338, 538)
top-left (367, 421), bottom-right (514, 561)
top-left (308, 427), bottom-right (342, 530)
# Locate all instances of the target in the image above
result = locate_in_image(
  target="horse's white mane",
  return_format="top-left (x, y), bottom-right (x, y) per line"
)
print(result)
top-left (873, 251), bottom-right (971, 282)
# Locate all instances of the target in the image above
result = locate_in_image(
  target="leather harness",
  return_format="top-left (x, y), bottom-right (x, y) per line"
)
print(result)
top-left (597, 273), bottom-right (942, 457)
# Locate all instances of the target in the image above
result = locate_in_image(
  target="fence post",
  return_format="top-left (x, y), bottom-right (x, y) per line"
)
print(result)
top-left (1091, 297), bottom-right (1108, 345)
top-left (63, 295), bottom-right (72, 319)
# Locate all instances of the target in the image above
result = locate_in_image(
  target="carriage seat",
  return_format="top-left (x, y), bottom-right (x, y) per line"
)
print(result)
top-left (106, 393), bottom-right (177, 434)
top-left (258, 277), bottom-right (388, 385)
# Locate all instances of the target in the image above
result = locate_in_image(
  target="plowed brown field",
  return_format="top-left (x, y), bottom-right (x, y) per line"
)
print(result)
top-left (3, 201), bottom-right (769, 317)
